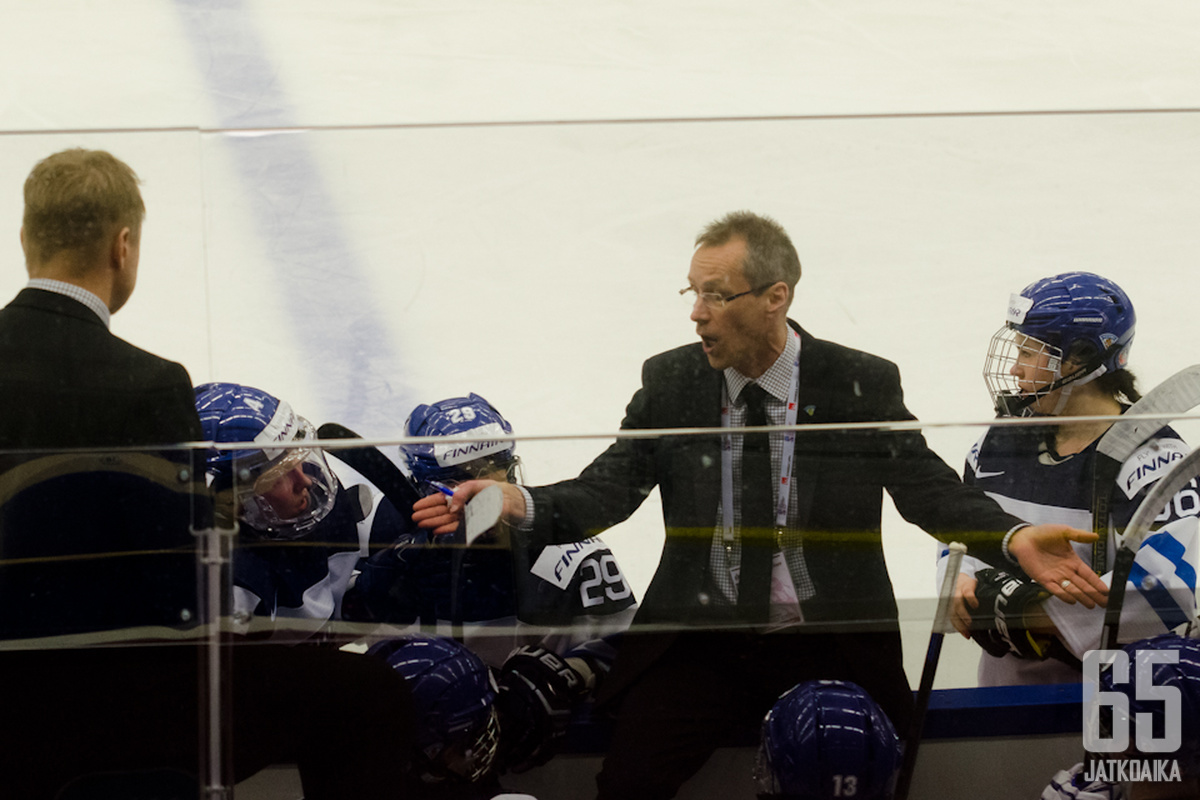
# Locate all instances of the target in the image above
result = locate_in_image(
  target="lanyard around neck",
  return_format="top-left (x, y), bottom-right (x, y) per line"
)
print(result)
top-left (719, 330), bottom-right (801, 543)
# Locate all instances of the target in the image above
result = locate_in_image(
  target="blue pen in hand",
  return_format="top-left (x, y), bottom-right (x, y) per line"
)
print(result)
top-left (428, 480), bottom-right (455, 499)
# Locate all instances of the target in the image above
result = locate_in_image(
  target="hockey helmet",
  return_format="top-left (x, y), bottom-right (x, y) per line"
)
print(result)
top-left (195, 382), bottom-right (337, 539)
top-left (400, 393), bottom-right (519, 490)
top-left (367, 634), bottom-right (500, 783)
top-left (983, 272), bottom-right (1135, 416)
top-left (754, 680), bottom-right (901, 799)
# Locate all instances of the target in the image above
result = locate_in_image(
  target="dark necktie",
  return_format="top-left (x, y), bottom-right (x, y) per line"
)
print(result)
top-left (738, 383), bottom-right (774, 622)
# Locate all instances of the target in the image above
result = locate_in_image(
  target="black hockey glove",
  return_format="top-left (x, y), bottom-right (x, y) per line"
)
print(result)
top-left (494, 645), bottom-right (589, 773)
top-left (969, 568), bottom-right (1053, 660)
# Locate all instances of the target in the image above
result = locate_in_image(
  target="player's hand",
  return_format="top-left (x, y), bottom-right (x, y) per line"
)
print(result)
top-left (1008, 524), bottom-right (1108, 608)
top-left (410, 479), bottom-right (527, 536)
top-left (951, 573), bottom-right (978, 639)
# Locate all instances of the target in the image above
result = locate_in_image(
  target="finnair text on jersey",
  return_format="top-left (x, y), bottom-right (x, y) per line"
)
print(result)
top-left (1123, 451), bottom-right (1186, 497)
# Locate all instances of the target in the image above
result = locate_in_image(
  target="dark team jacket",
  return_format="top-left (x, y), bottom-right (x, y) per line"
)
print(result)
top-left (233, 484), bottom-right (411, 632)
top-left (348, 526), bottom-right (637, 668)
top-left (961, 420), bottom-right (1192, 537)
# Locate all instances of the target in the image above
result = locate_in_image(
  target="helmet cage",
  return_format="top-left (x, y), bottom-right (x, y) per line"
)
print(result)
top-left (423, 706), bottom-right (501, 784)
top-left (983, 327), bottom-right (1067, 417)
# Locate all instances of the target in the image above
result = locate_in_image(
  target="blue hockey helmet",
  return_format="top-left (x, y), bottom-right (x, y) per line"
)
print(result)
top-left (1098, 634), bottom-right (1200, 773)
top-left (194, 382), bottom-right (337, 539)
top-left (984, 272), bottom-right (1135, 416)
top-left (755, 680), bottom-right (901, 800)
top-left (400, 393), bottom-right (519, 489)
top-left (366, 634), bottom-right (500, 783)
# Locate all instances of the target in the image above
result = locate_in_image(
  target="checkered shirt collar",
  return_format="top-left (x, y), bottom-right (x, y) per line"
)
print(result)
top-left (724, 327), bottom-right (800, 406)
top-left (26, 279), bottom-right (111, 328)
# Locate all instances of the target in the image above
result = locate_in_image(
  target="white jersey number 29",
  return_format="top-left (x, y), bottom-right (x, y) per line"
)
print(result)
top-left (579, 555), bottom-right (632, 608)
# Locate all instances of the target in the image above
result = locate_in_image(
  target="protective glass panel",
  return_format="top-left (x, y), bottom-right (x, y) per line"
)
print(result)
top-left (6, 2), bottom-right (1200, 795)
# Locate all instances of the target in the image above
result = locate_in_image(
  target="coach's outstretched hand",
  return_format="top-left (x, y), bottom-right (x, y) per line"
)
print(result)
top-left (411, 479), bottom-right (527, 537)
top-left (1008, 524), bottom-right (1108, 608)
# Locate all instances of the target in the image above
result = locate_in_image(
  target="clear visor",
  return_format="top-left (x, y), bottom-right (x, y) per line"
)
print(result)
top-left (416, 456), bottom-right (523, 498)
top-left (982, 327), bottom-right (1063, 417)
top-left (232, 419), bottom-right (338, 538)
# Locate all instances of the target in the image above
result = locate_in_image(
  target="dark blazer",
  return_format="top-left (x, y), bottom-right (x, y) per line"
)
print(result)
top-left (0, 288), bottom-right (418, 798)
top-left (0, 287), bottom-right (205, 639)
top-left (0, 287), bottom-right (201, 451)
top-left (525, 321), bottom-right (1023, 701)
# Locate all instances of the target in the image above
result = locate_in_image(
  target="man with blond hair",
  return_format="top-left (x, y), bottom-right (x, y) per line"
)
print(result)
top-left (0, 149), bottom-right (416, 799)
top-left (0, 147), bottom-right (199, 448)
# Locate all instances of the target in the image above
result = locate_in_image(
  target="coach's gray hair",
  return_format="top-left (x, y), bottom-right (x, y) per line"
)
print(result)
top-left (695, 211), bottom-right (801, 306)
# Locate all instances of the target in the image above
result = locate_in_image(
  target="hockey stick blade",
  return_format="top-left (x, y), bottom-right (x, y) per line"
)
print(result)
top-left (1100, 446), bottom-right (1200, 651)
top-left (894, 542), bottom-right (967, 800)
top-left (1090, 364), bottom-right (1200, 572)
top-left (316, 422), bottom-right (421, 511)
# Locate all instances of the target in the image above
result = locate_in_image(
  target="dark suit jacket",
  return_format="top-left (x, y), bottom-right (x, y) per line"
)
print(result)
top-left (0, 287), bottom-right (204, 638)
top-left (525, 321), bottom-right (1023, 702)
top-left (0, 289), bottom-right (418, 799)
top-left (0, 288), bottom-right (201, 450)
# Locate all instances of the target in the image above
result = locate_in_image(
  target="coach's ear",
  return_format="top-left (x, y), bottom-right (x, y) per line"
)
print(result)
top-left (106, 225), bottom-right (140, 314)
top-left (110, 225), bottom-right (136, 267)
top-left (764, 280), bottom-right (790, 313)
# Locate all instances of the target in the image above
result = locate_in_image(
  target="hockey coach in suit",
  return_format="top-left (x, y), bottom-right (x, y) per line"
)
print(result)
top-left (0, 148), bottom-right (417, 799)
top-left (415, 210), bottom-right (1110, 799)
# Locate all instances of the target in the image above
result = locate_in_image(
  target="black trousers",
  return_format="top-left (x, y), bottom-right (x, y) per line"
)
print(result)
top-left (0, 643), bottom-right (418, 800)
top-left (594, 629), bottom-right (912, 800)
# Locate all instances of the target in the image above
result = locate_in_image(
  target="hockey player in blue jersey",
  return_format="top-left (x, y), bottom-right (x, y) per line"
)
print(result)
top-left (937, 272), bottom-right (1199, 686)
top-left (195, 382), bottom-right (412, 639)
top-left (349, 392), bottom-right (637, 774)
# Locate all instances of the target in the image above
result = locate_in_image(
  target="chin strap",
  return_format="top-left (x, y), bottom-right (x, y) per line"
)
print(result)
top-left (997, 360), bottom-right (1110, 417)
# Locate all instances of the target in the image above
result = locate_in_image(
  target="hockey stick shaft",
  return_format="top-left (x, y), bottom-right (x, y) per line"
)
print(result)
top-left (1090, 364), bottom-right (1200, 573)
top-left (1100, 446), bottom-right (1200, 650)
top-left (894, 541), bottom-right (967, 800)
top-left (316, 422), bottom-right (422, 511)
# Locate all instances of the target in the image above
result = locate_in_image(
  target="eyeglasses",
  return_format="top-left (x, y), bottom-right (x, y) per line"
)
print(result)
top-left (679, 282), bottom-right (776, 310)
